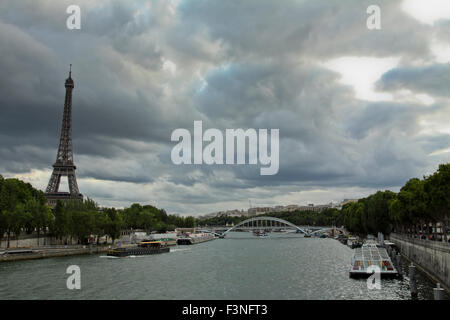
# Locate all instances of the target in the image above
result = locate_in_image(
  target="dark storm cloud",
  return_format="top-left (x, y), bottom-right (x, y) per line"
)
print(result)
top-left (177, 0), bottom-right (432, 60)
top-left (0, 0), bottom-right (448, 213)
top-left (344, 102), bottom-right (426, 140)
top-left (376, 63), bottom-right (450, 97)
top-left (191, 60), bottom-right (432, 190)
top-left (195, 62), bottom-right (355, 129)
top-left (0, 7), bottom-right (200, 179)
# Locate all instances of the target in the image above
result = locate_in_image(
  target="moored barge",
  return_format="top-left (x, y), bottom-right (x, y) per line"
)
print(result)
top-left (349, 241), bottom-right (398, 278)
top-left (177, 232), bottom-right (215, 245)
top-left (107, 241), bottom-right (170, 257)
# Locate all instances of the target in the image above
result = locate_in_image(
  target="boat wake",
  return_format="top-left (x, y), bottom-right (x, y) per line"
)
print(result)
top-left (170, 248), bottom-right (191, 253)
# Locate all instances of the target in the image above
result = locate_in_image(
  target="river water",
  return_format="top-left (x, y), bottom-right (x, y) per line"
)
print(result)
top-left (0, 232), bottom-right (447, 300)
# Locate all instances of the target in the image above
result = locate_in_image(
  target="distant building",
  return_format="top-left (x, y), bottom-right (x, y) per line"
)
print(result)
top-left (175, 228), bottom-right (196, 235)
top-left (337, 199), bottom-right (358, 209)
top-left (248, 207), bottom-right (271, 216)
top-left (341, 199), bottom-right (358, 206)
top-left (201, 199), bottom-right (358, 220)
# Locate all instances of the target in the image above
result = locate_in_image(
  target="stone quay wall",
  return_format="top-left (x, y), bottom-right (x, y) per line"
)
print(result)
top-left (390, 233), bottom-right (450, 290)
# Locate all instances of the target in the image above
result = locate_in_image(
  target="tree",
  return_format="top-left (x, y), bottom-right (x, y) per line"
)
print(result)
top-left (11, 203), bottom-right (29, 247)
top-left (26, 198), bottom-right (41, 245)
top-left (71, 210), bottom-right (94, 244)
top-left (104, 208), bottom-right (123, 243)
top-left (184, 216), bottom-right (195, 228)
top-left (424, 163), bottom-right (450, 242)
top-left (0, 176), bottom-right (4, 247)
top-left (341, 201), bottom-right (365, 235)
top-left (390, 178), bottom-right (428, 237)
top-left (365, 191), bottom-right (396, 235)
top-left (0, 210), bottom-right (5, 247)
top-left (0, 177), bottom-right (49, 247)
top-left (92, 210), bottom-right (108, 244)
top-left (51, 200), bottom-right (72, 243)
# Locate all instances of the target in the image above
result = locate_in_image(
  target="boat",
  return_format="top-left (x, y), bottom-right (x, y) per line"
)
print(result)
top-left (347, 236), bottom-right (358, 247)
top-left (253, 230), bottom-right (269, 237)
top-left (147, 232), bottom-right (178, 246)
top-left (177, 232), bottom-right (215, 245)
top-left (257, 232), bottom-right (269, 238)
top-left (352, 242), bottom-right (362, 248)
top-left (1, 249), bottom-right (40, 255)
top-left (349, 241), bottom-right (398, 278)
top-left (107, 241), bottom-right (170, 257)
top-left (346, 236), bottom-right (362, 248)
top-left (213, 233), bottom-right (226, 239)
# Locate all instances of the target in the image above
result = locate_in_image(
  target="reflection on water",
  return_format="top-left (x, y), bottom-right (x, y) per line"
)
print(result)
top-left (0, 232), bottom-right (447, 300)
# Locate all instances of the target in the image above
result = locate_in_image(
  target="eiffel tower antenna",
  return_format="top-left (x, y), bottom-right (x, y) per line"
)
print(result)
top-left (45, 66), bottom-right (83, 207)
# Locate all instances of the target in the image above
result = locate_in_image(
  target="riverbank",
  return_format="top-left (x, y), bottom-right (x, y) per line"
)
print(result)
top-left (0, 245), bottom-right (114, 263)
top-left (0, 240), bottom-right (181, 263)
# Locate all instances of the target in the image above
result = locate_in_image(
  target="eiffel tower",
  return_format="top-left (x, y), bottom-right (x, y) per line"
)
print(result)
top-left (45, 65), bottom-right (83, 207)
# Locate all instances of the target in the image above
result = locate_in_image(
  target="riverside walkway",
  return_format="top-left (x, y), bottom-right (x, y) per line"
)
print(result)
top-left (0, 245), bottom-right (114, 262)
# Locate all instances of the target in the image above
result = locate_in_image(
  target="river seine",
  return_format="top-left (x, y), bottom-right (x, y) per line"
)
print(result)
top-left (0, 233), bottom-right (447, 300)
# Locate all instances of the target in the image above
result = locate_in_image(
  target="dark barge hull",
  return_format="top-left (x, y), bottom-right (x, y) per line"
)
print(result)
top-left (107, 247), bottom-right (170, 257)
top-left (349, 272), bottom-right (399, 279)
top-left (177, 236), bottom-right (215, 245)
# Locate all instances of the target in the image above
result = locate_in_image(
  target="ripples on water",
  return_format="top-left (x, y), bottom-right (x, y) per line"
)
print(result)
top-left (0, 233), bottom-right (447, 300)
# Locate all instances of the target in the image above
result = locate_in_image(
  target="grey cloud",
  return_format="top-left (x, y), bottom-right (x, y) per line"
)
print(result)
top-left (178, 0), bottom-right (432, 60)
top-left (343, 102), bottom-right (425, 140)
top-left (435, 19), bottom-right (450, 42)
top-left (376, 63), bottom-right (450, 97)
top-left (0, 0), bottom-right (448, 214)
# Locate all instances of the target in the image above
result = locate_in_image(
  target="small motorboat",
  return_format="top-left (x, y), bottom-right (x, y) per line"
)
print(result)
top-left (253, 230), bottom-right (269, 237)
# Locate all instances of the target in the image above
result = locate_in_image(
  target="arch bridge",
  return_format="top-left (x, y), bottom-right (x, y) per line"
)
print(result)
top-left (200, 216), bottom-right (345, 237)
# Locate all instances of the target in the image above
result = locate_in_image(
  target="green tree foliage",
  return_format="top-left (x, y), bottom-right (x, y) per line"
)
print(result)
top-left (104, 208), bottom-right (122, 242)
top-left (0, 177), bottom-right (49, 247)
top-left (50, 200), bottom-right (72, 243)
top-left (389, 178), bottom-right (428, 234)
top-left (424, 164), bottom-right (449, 241)
top-left (195, 215), bottom-right (247, 228)
top-left (120, 203), bottom-right (191, 232)
top-left (365, 191), bottom-right (396, 235)
top-left (25, 198), bottom-right (53, 245)
top-left (58, 198), bottom-right (98, 244)
top-left (343, 164), bottom-right (449, 237)
top-left (342, 202), bottom-right (365, 234)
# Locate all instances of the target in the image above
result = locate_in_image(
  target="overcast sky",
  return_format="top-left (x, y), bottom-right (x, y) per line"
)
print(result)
top-left (0, 0), bottom-right (449, 215)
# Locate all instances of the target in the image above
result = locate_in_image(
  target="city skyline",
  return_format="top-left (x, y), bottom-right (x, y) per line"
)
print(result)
top-left (1, 0), bottom-right (449, 216)
top-left (198, 199), bottom-right (358, 219)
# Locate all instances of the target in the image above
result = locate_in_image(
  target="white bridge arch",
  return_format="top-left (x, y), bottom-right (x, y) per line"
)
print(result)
top-left (199, 216), bottom-right (345, 237)
top-left (222, 216), bottom-right (308, 234)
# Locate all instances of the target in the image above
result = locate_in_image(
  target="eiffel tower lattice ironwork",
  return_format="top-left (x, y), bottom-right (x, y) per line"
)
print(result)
top-left (45, 65), bottom-right (83, 207)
